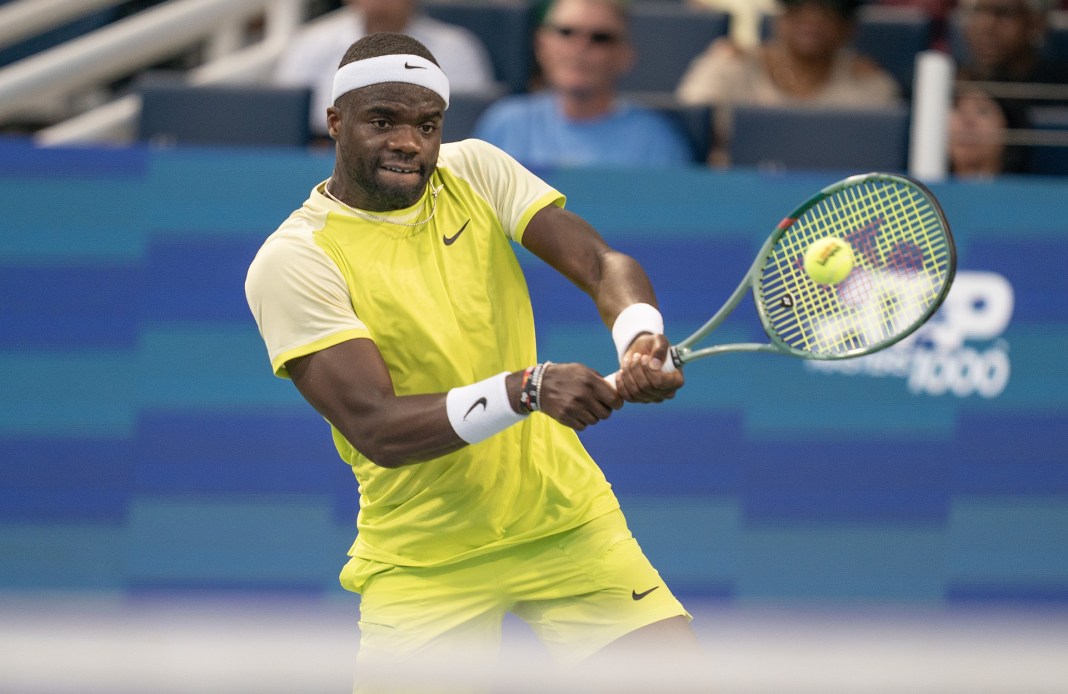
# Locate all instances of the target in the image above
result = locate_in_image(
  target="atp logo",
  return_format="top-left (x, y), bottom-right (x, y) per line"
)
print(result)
top-left (806, 271), bottom-right (1014, 398)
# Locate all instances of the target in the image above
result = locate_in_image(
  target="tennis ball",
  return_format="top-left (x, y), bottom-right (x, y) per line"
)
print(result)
top-left (804, 237), bottom-right (855, 285)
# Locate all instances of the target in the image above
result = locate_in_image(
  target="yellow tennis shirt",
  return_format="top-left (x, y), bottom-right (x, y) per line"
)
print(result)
top-left (246, 140), bottom-right (619, 568)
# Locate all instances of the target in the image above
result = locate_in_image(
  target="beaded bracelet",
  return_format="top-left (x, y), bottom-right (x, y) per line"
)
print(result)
top-left (517, 365), bottom-right (537, 414)
top-left (518, 362), bottom-right (552, 413)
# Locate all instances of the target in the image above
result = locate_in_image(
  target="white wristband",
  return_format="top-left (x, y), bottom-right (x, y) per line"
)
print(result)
top-left (445, 372), bottom-right (527, 444)
top-left (611, 303), bottom-right (664, 363)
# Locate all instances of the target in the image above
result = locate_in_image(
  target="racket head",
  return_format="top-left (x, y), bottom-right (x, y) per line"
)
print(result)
top-left (753, 172), bottom-right (956, 359)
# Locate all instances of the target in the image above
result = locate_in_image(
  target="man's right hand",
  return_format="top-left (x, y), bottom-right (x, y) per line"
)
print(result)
top-left (536, 362), bottom-right (624, 430)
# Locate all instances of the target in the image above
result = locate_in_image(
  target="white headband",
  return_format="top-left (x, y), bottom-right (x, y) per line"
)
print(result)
top-left (331, 54), bottom-right (450, 109)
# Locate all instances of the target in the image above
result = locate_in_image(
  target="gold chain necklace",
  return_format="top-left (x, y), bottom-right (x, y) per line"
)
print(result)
top-left (323, 181), bottom-right (442, 227)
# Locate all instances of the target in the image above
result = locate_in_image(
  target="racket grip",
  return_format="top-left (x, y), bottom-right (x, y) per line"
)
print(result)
top-left (603, 349), bottom-right (678, 390)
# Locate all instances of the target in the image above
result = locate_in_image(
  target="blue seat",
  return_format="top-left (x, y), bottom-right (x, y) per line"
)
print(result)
top-left (1028, 106), bottom-right (1068, 175)
top-left (854, 7), bottom-right (933, 96)
top-left (422, 0), bottom-right (538, 94)
top-left (441, 92), bottom-right (499, 143)
top-left (729, 104), bottom-right (910, 172)
top-left (1043, 11), bottom-right (1068, 65)
top-left (619, 4), bottom-right (730, 95)
top-left (657, 102), bottom-right (713, 164)
top-left (639, 99), bottom-right (713, 164)
top-left (137, 80), bottom-right (312, 147)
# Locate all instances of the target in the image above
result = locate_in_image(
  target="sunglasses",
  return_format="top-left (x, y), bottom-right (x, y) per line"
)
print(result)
top-left (546, 24), bottom-right (623, 45)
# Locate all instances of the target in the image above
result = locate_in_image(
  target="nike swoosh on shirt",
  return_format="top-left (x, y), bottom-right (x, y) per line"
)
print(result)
top-left (464, 397), bottom-right (488, 420)
top-left (443, 220), bottom-right (470, 246)
top-left (631, 586), bottom-right (660, 601)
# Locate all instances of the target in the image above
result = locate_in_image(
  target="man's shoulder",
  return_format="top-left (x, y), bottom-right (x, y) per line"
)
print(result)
top-left (693, 37), bottom-right (749, 69)
top-left (847, 51), bottom-right (896, 82)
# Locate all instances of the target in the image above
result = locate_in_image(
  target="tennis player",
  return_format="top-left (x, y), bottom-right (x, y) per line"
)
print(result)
top-left (245, 32), bottom-right (698, 690)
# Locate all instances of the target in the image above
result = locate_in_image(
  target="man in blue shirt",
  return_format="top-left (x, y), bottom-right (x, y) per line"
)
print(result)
top-left (473, 0), bottom-right (698, 168)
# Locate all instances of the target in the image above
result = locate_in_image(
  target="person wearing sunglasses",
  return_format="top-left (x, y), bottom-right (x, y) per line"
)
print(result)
top-left (472, 0), bottom-right (696, 168)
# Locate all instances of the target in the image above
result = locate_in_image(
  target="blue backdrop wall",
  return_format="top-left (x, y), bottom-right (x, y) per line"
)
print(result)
top-left (1, 140), bottom-right (1065, 604)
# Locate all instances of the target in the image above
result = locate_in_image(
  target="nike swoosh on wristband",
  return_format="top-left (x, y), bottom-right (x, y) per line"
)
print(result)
top-left (631, 586), bottom-right (660, 601)
top-left (443, 220), bottom-right (470, 246)
top-left (464, 397), bottom-right (488, 420)
top-left (404, 62), bottom-right (427, 70)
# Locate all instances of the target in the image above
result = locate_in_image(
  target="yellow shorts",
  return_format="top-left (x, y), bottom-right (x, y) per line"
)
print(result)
top-left (342, 509), bottom-right (690, 676)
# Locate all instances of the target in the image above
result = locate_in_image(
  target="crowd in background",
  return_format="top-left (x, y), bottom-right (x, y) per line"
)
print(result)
top-left (272, 0), bottom-right (1068, 177)
top-left (2, 0), bottom-right (1068, 178)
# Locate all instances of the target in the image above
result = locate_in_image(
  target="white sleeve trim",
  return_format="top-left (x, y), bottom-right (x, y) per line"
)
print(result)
top-left (246, 227), bottom-right (367, 374)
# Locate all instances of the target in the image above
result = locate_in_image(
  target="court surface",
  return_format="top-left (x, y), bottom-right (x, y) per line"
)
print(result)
top-left (2, 594), bottom-right (1066, 693)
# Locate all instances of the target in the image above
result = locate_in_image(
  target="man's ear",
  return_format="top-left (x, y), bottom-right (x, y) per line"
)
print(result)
top-left (326, 106), bottom-right (341, 140)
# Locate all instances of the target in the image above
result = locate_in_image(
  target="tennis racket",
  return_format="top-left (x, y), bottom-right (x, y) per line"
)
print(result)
top-left (617, 172), bottom-right (956, 379)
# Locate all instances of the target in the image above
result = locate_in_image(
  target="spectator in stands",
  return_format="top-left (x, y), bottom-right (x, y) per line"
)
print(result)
top-left (273, 0), bottom-right (496, 137)
top-left (957, 0), bottom-right (1068, 97)
top-left (471, 0), bottom-right (697, 168)
top-left (676, 0), bottom-right (901, 164)
top-left (949, 79), bottom-right (1032, 177)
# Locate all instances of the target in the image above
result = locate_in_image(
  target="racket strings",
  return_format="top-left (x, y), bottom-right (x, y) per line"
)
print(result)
top-left (758, 178), bottom-right (952, 357)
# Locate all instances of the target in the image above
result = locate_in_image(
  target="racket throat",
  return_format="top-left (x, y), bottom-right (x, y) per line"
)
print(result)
top-left (668, 345), bottom-right (684, 370)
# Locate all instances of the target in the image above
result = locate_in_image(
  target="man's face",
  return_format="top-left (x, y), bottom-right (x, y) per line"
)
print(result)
top-left (962, 0), bottom-right (1041, 70)
top-left (327, 82), bottom-right (444, 212)
top-left (777, 1), bottom-right (852, 60)
top-left (535, 0), bottom-right (633, 97)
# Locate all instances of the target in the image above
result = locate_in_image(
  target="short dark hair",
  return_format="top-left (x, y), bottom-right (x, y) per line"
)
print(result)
top-left (339, 32), bottom-right (439, 70)
top-left (778, 0), bottom-right (862, 19)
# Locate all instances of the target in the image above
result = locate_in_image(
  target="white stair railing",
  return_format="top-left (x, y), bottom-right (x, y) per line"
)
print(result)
top-left (37, 39), bottom-right (288, 145)
top-left (0, 0), bottom-right (127, 49)
top-left (0, 0), bottom-right (308, 126)
top-left (36, 4), bottom-right (344, 146)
